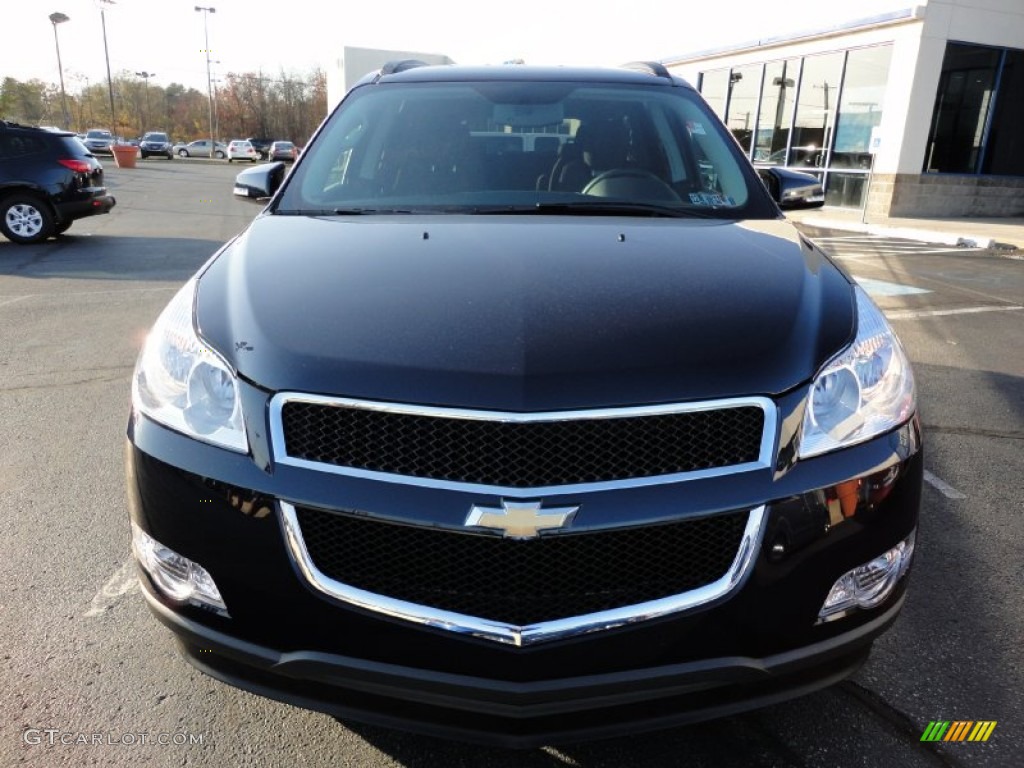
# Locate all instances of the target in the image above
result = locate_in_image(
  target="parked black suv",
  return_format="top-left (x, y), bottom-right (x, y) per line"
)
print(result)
top-left (128, 63), bottom-right (920, 747)
top-left (0, 121), bottom-right (116, 244)
top-left (139, 131), bottom-right (174, 159)
top-left (245, 137), bottom-right (273, 160)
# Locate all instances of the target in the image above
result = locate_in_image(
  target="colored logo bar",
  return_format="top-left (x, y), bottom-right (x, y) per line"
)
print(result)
top-left (921, 721), bottom-right (997, 742)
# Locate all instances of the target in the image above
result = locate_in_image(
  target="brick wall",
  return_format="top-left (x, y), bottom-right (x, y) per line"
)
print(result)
top-left (868, 174), bottom-right (1024, 218)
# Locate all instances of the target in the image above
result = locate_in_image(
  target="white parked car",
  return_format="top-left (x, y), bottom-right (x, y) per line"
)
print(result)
top-left (227, 140), bottom-right (259, 163)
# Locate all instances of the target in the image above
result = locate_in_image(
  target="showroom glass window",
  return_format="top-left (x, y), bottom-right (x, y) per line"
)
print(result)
top-left (699, 69), bottom-right (730, 122)
top-left (827, 45), bottom-right (893, 207)
top-left (924, 44), bottom-right (1001, 173)
top-left (789, 52), bottom-right (845, 170)
top-left (696, 45), bottom-right (896, 208)
top-left (723, 64), bottom-right (763, 156)
top-left (980, 49), bottom-right (1024, 176)
top-left (754, 58), bottom-right (800, 165)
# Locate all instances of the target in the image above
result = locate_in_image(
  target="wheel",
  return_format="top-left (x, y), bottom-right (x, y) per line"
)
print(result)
top-left (178, 149), bottom-right (189, 157)
top-left (581, 168), bottom-right (682, 202)
top-left (0, 194), bottom-right (55, 244)
top-left (214, 151), bottom-right (225, 159)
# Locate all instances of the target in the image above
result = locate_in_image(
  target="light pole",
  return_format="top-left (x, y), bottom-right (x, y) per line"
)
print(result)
top-left (49, 12), bottom-right (70, 129)
top-left (209, 60), bottom-right (222, 143)
top-left (195, 6), bottom-right (216, 147)
top-left (97, 0), bottom-right (117, 137)
top-left (135, 70), bottom-right (155, 128)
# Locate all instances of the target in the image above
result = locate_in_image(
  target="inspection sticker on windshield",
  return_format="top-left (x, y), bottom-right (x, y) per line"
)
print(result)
top-left (686, 121), bottom-right (707, 136)
top-left (689, 192), bottom-right (733, 207)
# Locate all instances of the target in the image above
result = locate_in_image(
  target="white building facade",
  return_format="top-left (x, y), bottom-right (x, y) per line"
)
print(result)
top-left (665, 1), bottom-right (1024, 217)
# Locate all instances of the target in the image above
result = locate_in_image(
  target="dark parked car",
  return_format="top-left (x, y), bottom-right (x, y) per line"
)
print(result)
top-left (128, 62), bottom-right (921, 747)
top-left (267, 140), bottom-right (297, 161)
top-left (0, 121), bottom-right (116, 244)
top-left (139, 131), bottom-right (174, 159)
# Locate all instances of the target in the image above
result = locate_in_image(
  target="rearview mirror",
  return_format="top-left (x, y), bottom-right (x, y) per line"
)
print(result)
top-left (758, 167), bottom-right (825, 210)
top-left (233, 162), bottom-right (286, 200)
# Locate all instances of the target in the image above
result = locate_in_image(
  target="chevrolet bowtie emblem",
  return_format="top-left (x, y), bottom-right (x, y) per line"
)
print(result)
top-left (465, 500), bottom-right (579, 539)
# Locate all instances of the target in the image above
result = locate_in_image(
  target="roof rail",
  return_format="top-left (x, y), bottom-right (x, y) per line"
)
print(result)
top-left (621, 61), bottom-right (673, 80)
top-left (379, 59), bottom-right (431, 77)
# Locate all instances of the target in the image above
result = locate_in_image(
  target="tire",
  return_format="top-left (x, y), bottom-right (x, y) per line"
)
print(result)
top-left (214, 151), bottom-right (225, 159)
top-left (178, 149), bottom-right (189, 157)
top-left (0, 194), bottom-right (55, 244)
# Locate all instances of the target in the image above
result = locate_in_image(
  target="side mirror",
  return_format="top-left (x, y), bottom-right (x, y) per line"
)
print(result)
top-left (233, 161), bottom-right (286, 200)
top-left (757, 167), bottom-right (825, 210)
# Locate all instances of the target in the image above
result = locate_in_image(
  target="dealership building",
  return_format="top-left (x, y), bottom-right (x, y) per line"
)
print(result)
top-left (665, 0), bottom-right (1024, 218)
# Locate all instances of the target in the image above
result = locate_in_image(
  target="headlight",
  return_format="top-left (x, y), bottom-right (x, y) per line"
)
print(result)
top-left (132, 280), bottom-right (248, 452)
top-left (799, 286), bottom-right (915, 458)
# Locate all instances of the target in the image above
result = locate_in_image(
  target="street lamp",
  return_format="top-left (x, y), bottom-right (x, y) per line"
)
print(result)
top-left (195, 6), bottom-right (216, 147)
top-left (135, 70), bottom-right (155, 128)
top-left (49, 12), bottom-right (70, 129)
top-left (96, 0), bottom-right (117, 137)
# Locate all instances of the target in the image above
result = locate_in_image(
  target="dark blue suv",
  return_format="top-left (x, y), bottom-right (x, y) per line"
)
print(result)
top-left (127, 63), bottom-right (920, 747)
top-left (0, 122), bottom-right (116, 244)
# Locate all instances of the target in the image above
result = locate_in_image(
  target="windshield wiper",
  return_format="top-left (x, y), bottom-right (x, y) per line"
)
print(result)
top-left (273, 207), bottom-right (414, 216)
top-left (332, 207), bottom-right (416, 215)
top-left (474, 201), bottom-right (719, 218)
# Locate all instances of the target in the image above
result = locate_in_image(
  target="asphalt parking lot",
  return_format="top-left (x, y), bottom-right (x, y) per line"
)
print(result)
top-left (1, 160), bottom-right (1021, 767)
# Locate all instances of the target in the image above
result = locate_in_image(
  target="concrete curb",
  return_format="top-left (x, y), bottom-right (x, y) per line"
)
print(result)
top-left (794, 216), bottom-right (996, 249)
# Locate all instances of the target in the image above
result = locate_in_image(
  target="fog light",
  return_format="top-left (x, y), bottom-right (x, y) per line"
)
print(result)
top-left (818, 530), bottom-right (915, 623)
top-left (131, 522), bottom-right (228, 616)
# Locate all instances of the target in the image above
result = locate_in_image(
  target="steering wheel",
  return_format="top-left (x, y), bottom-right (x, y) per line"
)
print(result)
top-left (581, 168), bottom-right (682, 202)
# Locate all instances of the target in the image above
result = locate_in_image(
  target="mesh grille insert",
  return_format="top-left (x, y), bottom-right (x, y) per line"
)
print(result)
top-left (295, 506), bottom-right (751, 626)
top-left (281, 401), bottom-right (765, 488)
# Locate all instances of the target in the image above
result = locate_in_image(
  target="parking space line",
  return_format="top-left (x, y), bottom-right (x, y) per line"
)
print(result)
top-left (886, 305), bottom-right (1022, 319)
top-left (0, 286), bottom-right (176, 308)
top-left (83, 561), bottom-right (140, 617)
top-left (854, 277), bottom-right (931, 296)
top-left (923, 470), bottom-right (967, 500)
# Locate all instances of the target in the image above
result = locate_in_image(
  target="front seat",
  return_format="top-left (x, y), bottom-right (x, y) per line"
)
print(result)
top-left (546, 120), bottom-right (632, 192)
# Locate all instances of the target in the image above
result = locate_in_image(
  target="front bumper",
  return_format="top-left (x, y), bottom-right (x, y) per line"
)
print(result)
top-left (142, 573), bottom-right (897, 747)
top-left (125, 388), bottom-right (922, 746)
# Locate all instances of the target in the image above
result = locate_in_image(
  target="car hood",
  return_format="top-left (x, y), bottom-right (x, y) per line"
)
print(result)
top-left (195, 215), bottom-right (854, 410)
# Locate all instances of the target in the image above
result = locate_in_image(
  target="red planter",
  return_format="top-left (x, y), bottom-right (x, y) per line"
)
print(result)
top-left (112, 145), bottom-right (138, 169)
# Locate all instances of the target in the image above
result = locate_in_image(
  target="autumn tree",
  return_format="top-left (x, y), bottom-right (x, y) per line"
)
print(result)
top-left (2, 68), bottom-right (326, 145)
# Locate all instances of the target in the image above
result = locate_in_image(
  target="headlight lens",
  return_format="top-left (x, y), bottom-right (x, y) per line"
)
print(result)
top-left (132, 280), bottom-right (248, 452)
top-left (799, 286), bottom-right (915, 458)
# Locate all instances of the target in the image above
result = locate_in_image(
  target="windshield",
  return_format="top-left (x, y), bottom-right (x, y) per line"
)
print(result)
top-left (278, 79), bottom-right (773, 219)
top-left (87, 130), bottom-right (112, 139)
top-left (144, 132), bottom-right (168, 141)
